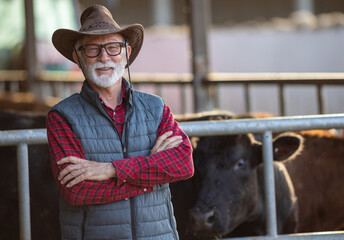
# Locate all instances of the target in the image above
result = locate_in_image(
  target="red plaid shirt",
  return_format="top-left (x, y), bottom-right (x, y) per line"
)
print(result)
top-left (47, 85), bottom-right (193, 206)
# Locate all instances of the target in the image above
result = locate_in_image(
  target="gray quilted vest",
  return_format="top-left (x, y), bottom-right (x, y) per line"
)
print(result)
top-left (51, 80), bottom-right (179, 240)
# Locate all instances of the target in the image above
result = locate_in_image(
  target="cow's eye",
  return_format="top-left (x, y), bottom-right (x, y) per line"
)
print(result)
top-left (235, 158), bottom-right (247, 169)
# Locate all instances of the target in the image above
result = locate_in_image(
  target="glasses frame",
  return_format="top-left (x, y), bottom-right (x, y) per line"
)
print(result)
top-left (78, 42), bottom-right (126, 58)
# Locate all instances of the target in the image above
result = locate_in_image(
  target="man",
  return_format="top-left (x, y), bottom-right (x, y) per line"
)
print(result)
top-left (47, 4), bottom-right (193, 240)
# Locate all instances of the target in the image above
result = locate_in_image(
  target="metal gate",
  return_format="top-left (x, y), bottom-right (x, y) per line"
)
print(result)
top-left (1, 114), bottom-right (344, 240)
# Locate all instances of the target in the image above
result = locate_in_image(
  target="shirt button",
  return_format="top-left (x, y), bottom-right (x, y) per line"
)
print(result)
top-left (143, 188), bottom-right (147, 192)
top-left (123, 180), bottom-right (126, 183)
top-left (125, 198), bottom-right (128, 201)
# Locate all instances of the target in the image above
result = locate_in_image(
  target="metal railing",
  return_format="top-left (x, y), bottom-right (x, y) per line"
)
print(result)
top-left (0, 129), bottom-right (46, 240)
top-left (1, 71), bottom-right (344, 115)
top-left (1, 114), bottom-right (344, 240)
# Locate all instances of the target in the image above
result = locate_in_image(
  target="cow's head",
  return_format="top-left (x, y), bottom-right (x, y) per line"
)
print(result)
top-left (188, 132), bottom-right (303, 239)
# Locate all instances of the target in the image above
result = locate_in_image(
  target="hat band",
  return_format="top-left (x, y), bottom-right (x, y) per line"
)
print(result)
top-left (80, 22), bottom-right (117, 32)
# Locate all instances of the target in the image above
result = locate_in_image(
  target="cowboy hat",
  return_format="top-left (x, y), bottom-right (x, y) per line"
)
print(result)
top-left (52, 4), bottom-right (144, 67)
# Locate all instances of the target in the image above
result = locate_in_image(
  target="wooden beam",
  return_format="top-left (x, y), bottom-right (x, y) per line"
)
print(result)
top-left (24, 0), bottom-right (37, 91)
top-left (188, 0), bottom-right (215, 112)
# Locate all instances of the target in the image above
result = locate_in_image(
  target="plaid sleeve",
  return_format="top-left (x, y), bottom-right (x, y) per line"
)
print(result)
top-left (113, 104), bottom-right (194, 187)
top-left (47, 111), bottom-right (151, 206)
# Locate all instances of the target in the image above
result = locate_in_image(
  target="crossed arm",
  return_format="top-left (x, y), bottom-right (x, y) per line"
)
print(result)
top-left (57, 131), bottom-right (183, 188)
top-left (47, 107), bottom-right (193, 205)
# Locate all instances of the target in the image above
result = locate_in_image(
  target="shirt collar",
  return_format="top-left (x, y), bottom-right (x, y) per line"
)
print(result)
top-left (80, 77), bottom-right (133, 110)
top-left (99, 81), bottom-right (126, 110)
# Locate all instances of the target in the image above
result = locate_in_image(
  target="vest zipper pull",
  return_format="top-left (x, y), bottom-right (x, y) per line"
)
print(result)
top-left (123, 147), bottom-right (127, 153)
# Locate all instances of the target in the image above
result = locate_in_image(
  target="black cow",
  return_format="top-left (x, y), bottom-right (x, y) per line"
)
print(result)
top-left (0, 112), bottom-right (60, 240)
top-left (171, 132), bottom-right (301, 239)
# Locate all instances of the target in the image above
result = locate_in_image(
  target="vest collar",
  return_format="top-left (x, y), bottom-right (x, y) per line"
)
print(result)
top-left (80, 78), bottom-right (133, 108)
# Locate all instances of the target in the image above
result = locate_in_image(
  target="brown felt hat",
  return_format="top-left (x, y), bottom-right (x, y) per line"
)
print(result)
top-left (52, 4), bottom-right (144, 67)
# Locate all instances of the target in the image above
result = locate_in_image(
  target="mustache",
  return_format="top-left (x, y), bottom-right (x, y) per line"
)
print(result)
top-left (91, 61), bottom-right (117, 69)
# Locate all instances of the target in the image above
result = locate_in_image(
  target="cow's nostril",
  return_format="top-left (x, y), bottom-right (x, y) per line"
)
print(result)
top-left (190, 208), bottom-right (216, 231)
top-left (204, 210), bottom-right (215, 227)
top-left (207, 214), bottom-right (215, 224)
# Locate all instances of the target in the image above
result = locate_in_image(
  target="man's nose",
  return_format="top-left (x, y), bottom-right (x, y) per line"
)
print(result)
top-left (97, 47), bottom-right (111, 62)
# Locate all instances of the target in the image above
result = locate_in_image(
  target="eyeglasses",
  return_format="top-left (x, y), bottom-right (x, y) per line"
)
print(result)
top-left (78, 42), bottom-right (126, 58)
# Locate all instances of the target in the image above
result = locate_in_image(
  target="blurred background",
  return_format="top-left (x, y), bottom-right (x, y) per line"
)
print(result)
top-left (1, 0), bottom-right (344, 116)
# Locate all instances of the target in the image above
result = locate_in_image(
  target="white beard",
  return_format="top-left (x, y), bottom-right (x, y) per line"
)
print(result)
top-left (80, 56), bottom-right (126, 88)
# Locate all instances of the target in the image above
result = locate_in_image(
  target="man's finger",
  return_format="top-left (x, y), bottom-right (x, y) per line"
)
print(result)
top-left (162, 139), bottom-right (183, 151)
top-left (152, 135), bottom-right (183, 154)
top-left (66, 174), bottom-right (85, 188)
top-left (151, 131), bottom-right (173, 153)
top-left (158, 135), bottom-right (182, 150)
top-left (58, 163), bottom-right (81, 180)
top-left (155, 131), bottom-right (173, 146)
top-left (57, 156), bottom-right (82, 165)
top-left (154, 139), bottom-right (182, 153)
top-left (60, 168), bottom-right (85, 184)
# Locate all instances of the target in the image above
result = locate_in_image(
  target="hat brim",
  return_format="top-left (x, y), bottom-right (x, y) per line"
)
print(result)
top-left (52, 24), bottom-right (144, 68)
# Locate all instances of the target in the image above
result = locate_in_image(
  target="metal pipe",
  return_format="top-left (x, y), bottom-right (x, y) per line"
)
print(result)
top-left (180, 114), bottom-right (344, 136)
top-left (262, 131), bottom-right (278, 237)
top-left (0, 129), bottom-right (47, 146)
top-left (0, 114), bottom-right (343, 143)
top-left (223, 231), bottom-right (344, 240)
top-left (17, 143), bottom-right (31, 240)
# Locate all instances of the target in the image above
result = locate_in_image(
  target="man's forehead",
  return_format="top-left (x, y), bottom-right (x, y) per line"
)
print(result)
top-left (78, 33), bottom-right (125, 45)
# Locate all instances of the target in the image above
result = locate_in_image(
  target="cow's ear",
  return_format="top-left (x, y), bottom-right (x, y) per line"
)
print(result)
top-left (246, 133), bottom-right (263, 167)
top-left (273, 132), bottom-right (304, 161)
top-left (190, 137), bottom-right (200, 149)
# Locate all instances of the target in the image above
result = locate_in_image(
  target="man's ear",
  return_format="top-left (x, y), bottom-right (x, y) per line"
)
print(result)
top-left (126, 45), bottom-right (132, 58)
top-left (72, 50), bottom-right (81, 68)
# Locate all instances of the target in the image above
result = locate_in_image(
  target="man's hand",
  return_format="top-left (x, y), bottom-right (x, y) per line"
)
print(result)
top-left (57, 131), bottom-right (182, 187)
top-left (57, 156), bottom-right (116, 188)
top-left (151, 131), bottom-right (183, 155)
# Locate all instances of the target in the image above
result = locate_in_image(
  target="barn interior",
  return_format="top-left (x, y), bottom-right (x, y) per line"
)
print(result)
top-left (1, 0), bottom-right (344, 116)
top-left (0, 1), bottom-right (344, 240)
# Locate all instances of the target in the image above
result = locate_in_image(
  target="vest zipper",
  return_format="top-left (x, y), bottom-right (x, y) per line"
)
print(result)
top-left (130, 198), bottom-right (137, 240)
top-left (82, 209), bottom-right (87, 240)
top-left (99, 105), bottom-right (127, 157)
top-left (95, 87), bottom-right (133, 158)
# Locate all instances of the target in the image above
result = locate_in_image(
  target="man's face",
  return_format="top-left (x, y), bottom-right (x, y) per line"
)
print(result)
top-left (75, 33), bottom-right (130, 88)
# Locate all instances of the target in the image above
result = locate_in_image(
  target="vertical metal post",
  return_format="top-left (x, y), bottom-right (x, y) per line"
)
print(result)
top-left (188, 0), bottom-right (215, 112)
top-left (279, 83), bottom-right (285, 116)
top-left (294, 0), bottom-right (315, 12)
top-left (181, 83), bottom-right (187, 114)
top-left (244, 83), bottom-right (250, 113)
top-left (157, 84), bottom-right (162, 98)
top-left (262, 131), bottom-right (278, 237)
top-left (24, 0), bottom-right (37, 92)
top-left (317, 84), bottom-right (324, 114)
top-left (152, 0), bottom-right (173, 26)
top-left (17, 143), bottom-right (31, 240)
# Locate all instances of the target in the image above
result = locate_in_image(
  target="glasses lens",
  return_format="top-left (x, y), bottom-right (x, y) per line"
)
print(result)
top-left (81, 42), bottom-right (124, 57)
top-left (84, 44), bottom-right (101, 57)
top-left (105, 43), bottom-right (122, 56)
